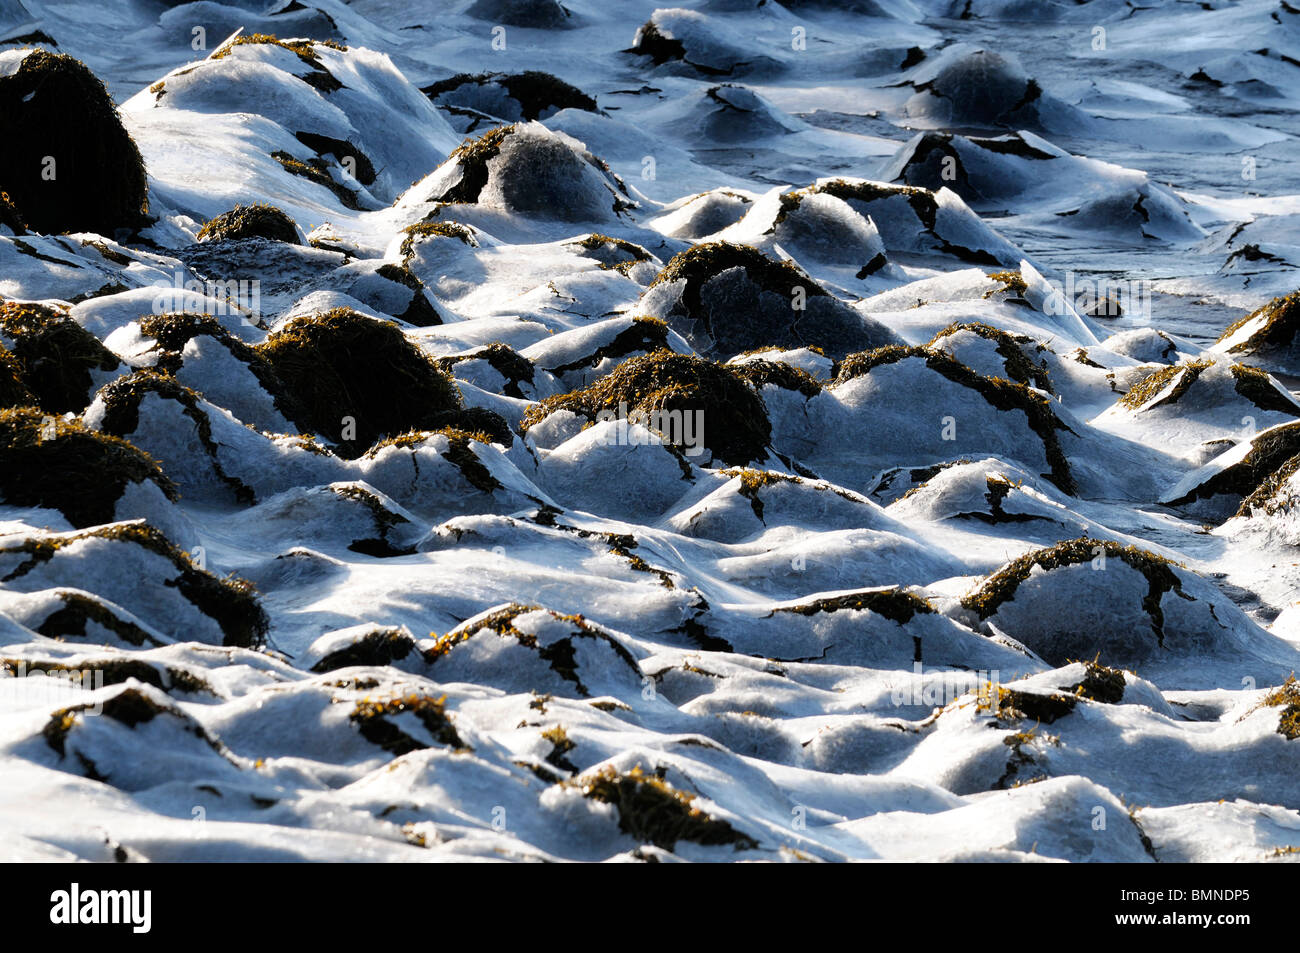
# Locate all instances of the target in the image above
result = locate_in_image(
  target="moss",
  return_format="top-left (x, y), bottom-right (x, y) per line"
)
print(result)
top-left (439, 428), bottom-right (502, 493)
top-left (2, 521), bottom-right (267, 647)
top-left (35, 590), bottom-right (160, 646)
top-left (834, 345), bottom-right (1077, 494)
top-left (812, 179), bottom-right (1001, 265)
top-left (776, 587), bottom-right (934, 624)
top-left (0, 51), bottom-right (149, 235)
top-left (952, 474), bottom-right (1047, 525)
top-left (0, 300), bottom-right (120, 413)
top-left (1069, 661), bottom-right (1126, 703)
top-left (350, 693), bottom-right (467, 754)
top-left (521, 350), bottom-right (771, 466)
top-left (255, 308), bottom-right (463, 457)
top-left (1169, 421), bottom-right (1300, 509)
top-left (424, 71), bottom-right (597, 120)
top-left (436, 342), bottom-right (535, 399)
top-left (962, 536), bottom-right (1184, 647)
top-left (95, 370), bottom-right (257, 504)
top-left (310, 629), bottom-right (416, 670)
top-left (629, 20), bottom-right (689, 64)
top-left (604, 531), bottom-right (674, 588)
top-left (545, 317), bottom-right (672, 376)
top-left (648, 241), bottom-right (829, 347)
top-left (996, 727), bottom-right (1049, 789)
top-left (995, 686), bottom-right (1077, 724)
top-left (721, 468), bottom-right (800, 521)
top-left (293, 131), bottom-right (375, 185)
top-left (569, 233), bottom-right (652, 274)
top-left (929, 322), bottom-right (1052, 393)
top-left (1236, 451), bottom-right (1300, 518)
top-left (1256, 676), bottom-right (1300, 740)
top-left (576, 764), bottom-right (758, 851)
top-left (271, 151), bottom-right (361, 210)
top-left (0, 342), bottom-right (36, 408)
top-left (80, 240), bottom-right (132, 266)
top-left (398, 220), bottom-right (478, 262)
top-left (196, 203), bottom-right (300, 244)
top-left (435, 125), bottom-right (515, 205)
top-left (1231, 363), bottom-right (1300, 415)
top-left (1217, 291), bottom-right (1300, 354)
top-left (0, 407), bottom-right (176, 527)
top-left (426, 603), bottom-right (640, 697)
top-left (1119, 359), bottom-right (1212, 410)
top-left (67, 281), bottom-right (129, 305)
top-left (329, 486), bottom-right (416, 558)
top-left (0, 190), bottom-right (25, 234)
top-left (1071, 347), bottom-right (1106, 369)
top-left (374, 262), bottom-right (441, 326)
top-left (730, 360), bottom-right (822, 397)
top-left (542, 723), bottom-right (578, 774)
top-left (211, 34), bottom-right (344, 93)
top-left (982, 270), bottom-right (1029, 300)
top-left (136, 311), bottom-right (301, 414)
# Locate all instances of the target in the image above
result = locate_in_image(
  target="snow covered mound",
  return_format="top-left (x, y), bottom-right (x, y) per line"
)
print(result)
top-left (2, 1), bottom-right (1300, 865)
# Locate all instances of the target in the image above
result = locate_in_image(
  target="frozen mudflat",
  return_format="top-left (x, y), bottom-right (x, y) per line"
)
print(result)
top-left (4, 0), bottom-right (1300, 862)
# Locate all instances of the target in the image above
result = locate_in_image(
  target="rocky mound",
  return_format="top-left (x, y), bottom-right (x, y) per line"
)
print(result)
top-left (638, 241), bottom-right (901, 357)
top-left (521, 350), bottom-right (771, 466)
top-left (255, 308), bottom-right (465, 457)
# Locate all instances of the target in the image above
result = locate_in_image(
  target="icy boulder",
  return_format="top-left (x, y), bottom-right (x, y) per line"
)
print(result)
top-left (710, 185), bottom-right (899, 284)
top-left (1163, 420), bottom-right (1300, 519)
top-left (796, 179), bottom-right (1023, 266)
top-left (905, 47), bottom-right (1084, 133)
top-left (414, 122), bottom-right (635, 224)
top-left (1213, 291), bottom-right (1300, 375)
top-left (958, 537), bottom-right (1300, 688)
top-left (422, 71), bottom-right (597, 125)
top-left (521, 351), bottom-right (773, 467)
top-left (424, 603), bottom-right (645, 700)
top-left (520, 316), bottom-right (694, 389)
top-left (879, 130), bottom-right (1202, 243)
top-left (125, 34), bottom-right (459, 211)
top-left (637, 241), bottom-right (902, 358)
top-left (83, 370), bottom-right (349, 504)
top-left (465, 0), bottom-right (575, 28)
top-left (650, 188), bottom-right (754, 240)
top-left (1099, 358), bottom-right (1300, 452)
top-left (0, 300), bottom-right (121, 413)
top-left (105, 312), bottom-right (300, 433)
top-left (629, 9), bottom-right (776, 76)
top-left (808, 345), bottom-right (1081, 495)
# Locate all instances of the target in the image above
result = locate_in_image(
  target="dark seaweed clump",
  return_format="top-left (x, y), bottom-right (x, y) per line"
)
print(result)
top-left (197, 203), bottom-right (300, 244)
top-left (0, 51), bottom-right (149, 235)
top-left (0, 408), bottom-right (176, 527)
top-left (0, 301), bottom-right (120, 413)
top-left (576, 764), bottom-right (758, 852)
top-left (255, 308), bottom-right (465, 457)
top-left (521, 350), bottom-right (771, 466)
